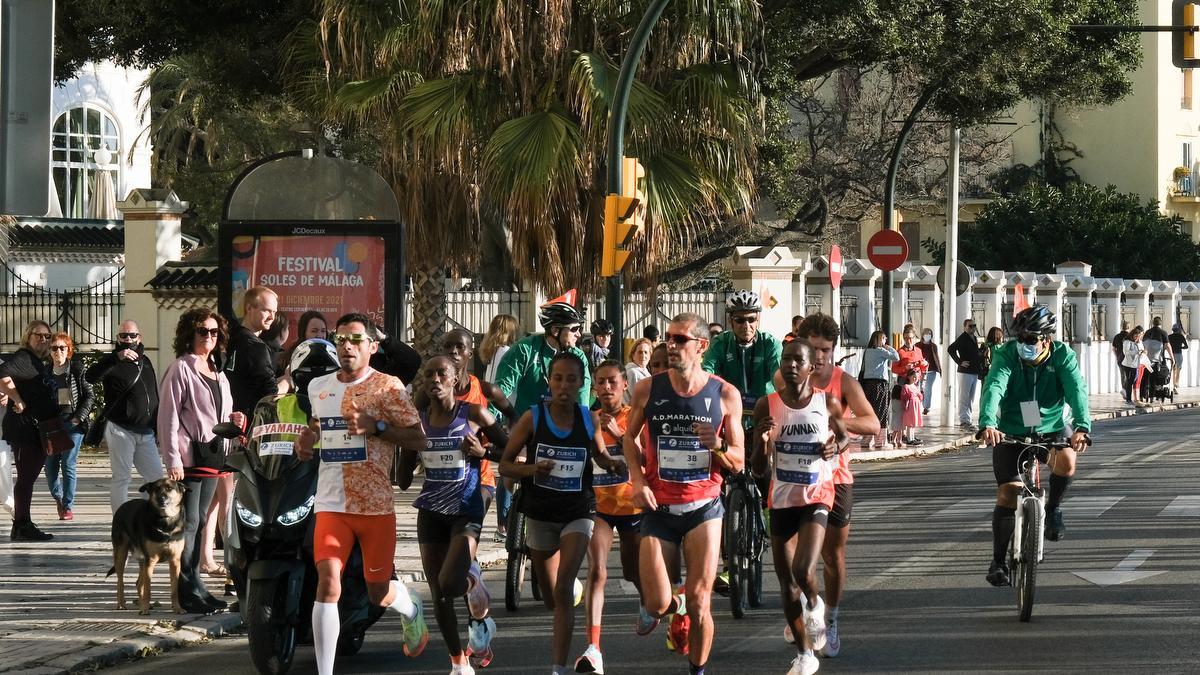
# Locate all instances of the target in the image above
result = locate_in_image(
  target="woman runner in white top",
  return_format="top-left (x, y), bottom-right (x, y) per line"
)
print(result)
top-left (751, 339), bottom-right (847, 675)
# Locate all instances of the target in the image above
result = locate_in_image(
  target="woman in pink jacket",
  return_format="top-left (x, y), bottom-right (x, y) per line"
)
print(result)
top-left (158, 307), bottom-right (244, 614)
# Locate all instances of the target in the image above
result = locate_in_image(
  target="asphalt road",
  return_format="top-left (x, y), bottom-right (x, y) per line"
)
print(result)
top-left (106, 409), bottom-right (1200, 674)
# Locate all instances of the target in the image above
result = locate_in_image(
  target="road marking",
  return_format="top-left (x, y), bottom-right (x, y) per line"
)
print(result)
top-left (1158, 495), bottom-right (1200, 517)
top-left (1110, 441), bottom-right (1171, 464)
top-left (1137, 441), bottom-right (1193, 464)
top-left (854, 498), bottom-right (914, 522)
top-left (1073, 549), bottom-right (1166, 587)
top-left (1108, 426), bottom-right (1145, 434)
top-left (932, 497), bottom-right (992, 520)
top-left (1066, 495), bottom-right (1123, 519)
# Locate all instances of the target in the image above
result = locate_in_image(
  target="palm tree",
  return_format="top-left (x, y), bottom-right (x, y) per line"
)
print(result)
top-left (289, 1), bottom-right (762, 355)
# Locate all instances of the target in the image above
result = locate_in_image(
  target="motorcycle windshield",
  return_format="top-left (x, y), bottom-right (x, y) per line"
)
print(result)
top-left (246, 396), bottom-right (308, 481)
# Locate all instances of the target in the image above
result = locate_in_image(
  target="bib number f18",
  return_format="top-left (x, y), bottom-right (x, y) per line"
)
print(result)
top-left (775, 440), bottom-right (823, 486)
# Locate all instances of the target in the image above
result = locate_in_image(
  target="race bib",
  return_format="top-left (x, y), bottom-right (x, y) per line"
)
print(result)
top-left (319, 417), bottom-right (366, 463)
top-left (421, 436), bottom-right (467, 482)
top-left (593, 443), bottom-right (628, 488)
top-left (775, 440), bottom-right (822, 485)
top-left (258, 441), bottom-right (294, 457)
top-left (657, 435), bottom-right (711, 483)
top-left (533, 443), bottom-right (586, 492)
top-left (1020, 400), bottom-right (1042, 428)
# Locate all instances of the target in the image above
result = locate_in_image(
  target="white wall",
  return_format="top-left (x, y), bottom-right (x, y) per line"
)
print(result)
top-left (10, 262), bottom-right (120, 291)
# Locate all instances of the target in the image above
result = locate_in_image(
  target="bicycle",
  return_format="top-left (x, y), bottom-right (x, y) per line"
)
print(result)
top-left (723, 467), bottom-right (766, 619)
top-left (1004, 434), bottom-right (1086, 622)
top-left (503, 483), bottom-right (542, 611)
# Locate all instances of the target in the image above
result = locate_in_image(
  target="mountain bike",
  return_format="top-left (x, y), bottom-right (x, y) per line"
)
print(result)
top-left (723, 467), bottom-right (766, 619)
top-left (503, 483), bottom-right (542, 611)
top-left (1005, 434), bottom-right (1087, 622)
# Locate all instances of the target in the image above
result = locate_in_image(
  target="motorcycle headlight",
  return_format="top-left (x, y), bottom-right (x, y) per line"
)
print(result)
top-left (235, 500), bottom-right (263, 527)
top-left (276, 495), bottom-right (316, 526)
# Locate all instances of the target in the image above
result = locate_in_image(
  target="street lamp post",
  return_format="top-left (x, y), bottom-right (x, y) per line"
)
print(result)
top-left (605, 0), bottom-right (672, 354)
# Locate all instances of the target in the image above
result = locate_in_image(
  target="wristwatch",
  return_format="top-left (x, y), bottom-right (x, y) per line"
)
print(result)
top-left (374, 419), bottom-right (388, 436)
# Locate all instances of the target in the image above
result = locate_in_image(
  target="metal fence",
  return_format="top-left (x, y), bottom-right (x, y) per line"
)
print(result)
top-left (1091, 304), bottom-right (1107, 341)
top-left (840, 295), bottom-right (858, 343)
top-left (0, 262), bottom-right (123, 351)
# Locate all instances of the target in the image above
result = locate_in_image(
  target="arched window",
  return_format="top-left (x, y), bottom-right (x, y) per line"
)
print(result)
top-left (51, 105), bottom-right (120, 218)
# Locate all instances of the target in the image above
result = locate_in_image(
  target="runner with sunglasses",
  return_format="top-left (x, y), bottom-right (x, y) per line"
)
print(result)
top-left (978, 305), bottom-right (1091, 587)
top-left (493, 301), bottom-right (592, 418)
top-left (625, 313), bottom-right (745, 675)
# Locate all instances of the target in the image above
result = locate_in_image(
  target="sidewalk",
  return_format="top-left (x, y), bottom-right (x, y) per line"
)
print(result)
top-left (0, 459), bottom-right (510, 674)
top-left (1, 387), bottom-right (1197, 673)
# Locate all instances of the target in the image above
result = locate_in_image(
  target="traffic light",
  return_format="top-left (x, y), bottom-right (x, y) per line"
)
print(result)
top-left (1173, 0), bottom-right (1200, 68)
top-left (601, 156), bottom-right (646, 277)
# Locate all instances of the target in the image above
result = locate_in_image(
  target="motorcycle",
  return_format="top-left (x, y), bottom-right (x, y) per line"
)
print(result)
top-left (214, 395), bottom-right (387, 675)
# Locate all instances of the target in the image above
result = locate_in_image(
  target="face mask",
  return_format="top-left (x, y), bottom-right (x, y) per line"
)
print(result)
top-left (1017, 343), bottom-right (1041, 361)
top-left (922, 335), bottom-right (932, 343)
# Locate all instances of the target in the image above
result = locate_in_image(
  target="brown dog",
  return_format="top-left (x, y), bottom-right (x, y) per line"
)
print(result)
top-left (106, 478), bottom-right (188, 614)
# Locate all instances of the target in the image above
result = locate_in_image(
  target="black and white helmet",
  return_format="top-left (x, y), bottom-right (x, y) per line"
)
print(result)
top-left (539, 301), bottom-right (585, 330)
top-left (290, 339), bottom-right (339, 416)
top-left (1011, 304), bottom-right (1057, 337)
top-left (726, 290), bottom-right (761, 313)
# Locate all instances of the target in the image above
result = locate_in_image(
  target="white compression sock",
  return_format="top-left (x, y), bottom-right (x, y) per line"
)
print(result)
top-left (388, 579), bottom-right (416, 619)
top-left (312, 601), bottom-right (340, 675)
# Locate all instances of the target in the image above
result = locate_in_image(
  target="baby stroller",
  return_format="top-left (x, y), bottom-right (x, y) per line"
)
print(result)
top-left (1147, 355), bottom-right (1174, 403)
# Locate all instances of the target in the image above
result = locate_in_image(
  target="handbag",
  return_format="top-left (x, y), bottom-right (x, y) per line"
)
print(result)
top-left (38, 416), bottom-right (75, 456)
top-left (190, 438), bottom-right (226, 471)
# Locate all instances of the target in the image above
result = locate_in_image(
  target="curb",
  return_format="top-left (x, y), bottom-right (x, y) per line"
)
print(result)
top-left (852, 400), bottom-right (1199, 463)
top-left (16, 613), bottom-right (243, 675)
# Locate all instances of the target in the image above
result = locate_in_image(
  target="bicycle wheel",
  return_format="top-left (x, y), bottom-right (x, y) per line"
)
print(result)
top-left (1016, 499), bottom-right (1043, 622)
top-left (725, 487), bottom-right (748, 619)
top-left (748, 502), bottom-right (765, 608)
top-left (505, 508), bottom-right (528, 612)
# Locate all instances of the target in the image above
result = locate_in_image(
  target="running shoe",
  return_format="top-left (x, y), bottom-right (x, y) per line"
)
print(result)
top-left (821, 616), bottom-right (841, 658)
top-left (635, 606), bottom-right (660, 636)
top-left (787, 651), bottom-right (820, 675)
top-left (401, 590), bottom-right (430, 657)
top-left (573, 578), bottom-right (584, 607)
top-left (1046, 507), bottom-right (1066, 541)
top-left (666, 605), bottom-right (690, 656)
top-left (783, 623), bottom-right (794, 644)
top-left (467, 561), bottom-right (491, 619)
top-left (804, 595), bottom-right (827, 652)
top-left (466, 616), bottom-right (496, 668)
top-left (573, 643), bottom-right (604, 673)
top-left (986, 560), bottom-right (1010, 587)
top-left (450, 663), bottom-right (476, 675)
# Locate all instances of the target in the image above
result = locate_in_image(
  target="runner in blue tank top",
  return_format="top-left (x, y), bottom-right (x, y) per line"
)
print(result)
top-left (396, 356), bottom-right (508, 673)
top-left (500, 351), bottom-right (617, 675)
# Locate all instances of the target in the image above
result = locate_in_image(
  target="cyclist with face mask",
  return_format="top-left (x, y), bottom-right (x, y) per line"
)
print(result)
top-left (978, 305), bottom-right (1091, 587)
top-left (701, 291), bottom-right (782, 432)
top-left (493, 301), bottom-right (592, 417)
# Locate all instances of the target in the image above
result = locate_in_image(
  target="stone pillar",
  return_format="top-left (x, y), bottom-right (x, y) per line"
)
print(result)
top-left (1180, 282), bottom-right (1200, 388)
top-left (730, 246), bottom-right (806, 339)
top-left (1151, 280), bottom-right (1180, 328)
top-left (789, 252), bottom-right (813, 325)
top-left (972, 270), bottom-right (1007, 336)
top-left (1123, 278), bottom-right (1152, 329)
top-left (1005, 271), bottom-right (1038, 317)
top-left (839, 259), bottom-right (880, 346)
top-left (907, 265), bottom-right (941, 338)
top-left (1034, 273), bottom-right (1066, 341)
top-left (117, 189), bottom-right (187, 371)
top-left (1058, 263), bottom-right (1102, 390)
top-left (889, 263), bottom-right (915, 341)
top-left (807, 255), bottom-right (835, 318)
top-left (1094, 278), bottom-right (1125, 339)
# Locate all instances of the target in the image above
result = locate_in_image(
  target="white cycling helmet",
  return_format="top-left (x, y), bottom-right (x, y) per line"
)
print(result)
top-left (726, 290), bottom-right (762, 313)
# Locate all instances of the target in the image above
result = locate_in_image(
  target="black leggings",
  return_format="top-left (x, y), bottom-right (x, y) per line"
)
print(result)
top-left (179, 476), bottom-right (219, 602)
top-left (11, 440), bottom-right (47, 522)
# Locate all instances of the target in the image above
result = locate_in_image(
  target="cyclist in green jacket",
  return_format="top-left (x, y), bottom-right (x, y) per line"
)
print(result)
top-left (492, 301), bottom-right (592, 416)
top-left (702, 290), bottom-right (783, 431)
top-left (978, 305), bottom-right (1091, 587)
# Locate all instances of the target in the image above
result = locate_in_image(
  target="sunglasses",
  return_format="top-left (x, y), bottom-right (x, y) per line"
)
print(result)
top-left (49, 345), bottom-right (68, 352)
top-left (732, 316), bottom-right (758, 325)
top-left (118, 332), bottom-right (140, 340)
top-left (195, 327), bottom-right (220, 338)
top-left (1017, 333), bottom-right (1045, 345)
top-left (665, 332), bottom-right (704, 346)
top-left (561, 325), bottom-right (583, 333)
top-left (333, 333), bottom-right (374, 345)
top-left (31, 332), bottom-right (52, 341)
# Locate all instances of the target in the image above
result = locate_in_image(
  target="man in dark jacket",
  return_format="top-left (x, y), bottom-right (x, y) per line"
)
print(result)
top-left (1111, 321), bottom-right (1131, 402)
top-left (226, 285), bottom-right (280, 419)
top-left (85, 320), bottom-right (165, 513)
top-left (947, 319), bottom-right (983, 430)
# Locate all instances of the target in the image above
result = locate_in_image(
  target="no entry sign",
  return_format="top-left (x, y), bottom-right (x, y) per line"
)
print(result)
top-left (867, 229), bottom-right (909, 272)
top-left (829, 245), bottom-right (844, 290)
